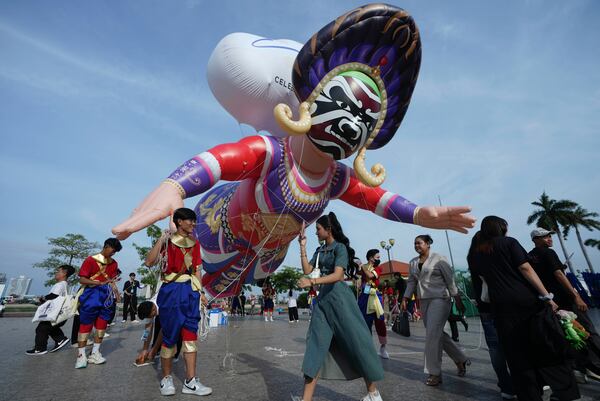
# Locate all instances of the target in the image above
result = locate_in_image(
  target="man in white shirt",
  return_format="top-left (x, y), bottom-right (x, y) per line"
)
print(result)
top-left (26, 265), bottom-right (75, 355)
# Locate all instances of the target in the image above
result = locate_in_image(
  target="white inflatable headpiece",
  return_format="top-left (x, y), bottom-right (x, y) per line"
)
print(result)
top-left (207, 33), bottom-right (301, 137)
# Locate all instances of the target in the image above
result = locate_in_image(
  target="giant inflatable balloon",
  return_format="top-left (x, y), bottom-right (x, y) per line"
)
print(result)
top-left (113, 4), bottom-right (475, 298)
top-left (207, 33), bottom-right (302, 137)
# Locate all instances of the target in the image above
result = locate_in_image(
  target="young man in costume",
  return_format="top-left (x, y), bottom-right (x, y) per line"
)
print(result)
top-left (145, 207), bottom-right (212, 396)
top-left (75, 238), bottom-right (122, 368)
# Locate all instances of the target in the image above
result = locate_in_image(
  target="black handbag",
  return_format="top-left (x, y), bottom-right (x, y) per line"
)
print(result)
top-left (392, 311), bottom-right (411, 337)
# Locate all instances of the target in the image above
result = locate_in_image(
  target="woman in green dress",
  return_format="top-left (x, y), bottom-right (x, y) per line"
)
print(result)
top-left (293, 212), bottom-right (384, 401)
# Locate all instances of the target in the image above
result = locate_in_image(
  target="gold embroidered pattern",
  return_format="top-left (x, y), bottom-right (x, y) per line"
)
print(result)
top-left (198, 194), bottom-right (224, 234)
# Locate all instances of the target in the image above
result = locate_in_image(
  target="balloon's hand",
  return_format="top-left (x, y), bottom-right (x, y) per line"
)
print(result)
top-left (415, 206), bottom-right (476, 234)
top-left (112, 181), bottom-right (184, 240)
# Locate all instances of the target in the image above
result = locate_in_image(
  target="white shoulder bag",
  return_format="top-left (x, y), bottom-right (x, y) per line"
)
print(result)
top-left (309, 246), bottom-right (322, 279)
top-left (32, 296), bottom-right (65, 323)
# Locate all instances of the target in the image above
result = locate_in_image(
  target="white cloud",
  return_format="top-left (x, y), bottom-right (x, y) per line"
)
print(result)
top-left (0, 21), bottom-right (221, 116)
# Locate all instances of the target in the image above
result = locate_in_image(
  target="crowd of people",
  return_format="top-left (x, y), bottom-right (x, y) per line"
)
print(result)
top-left (23, 209), bottom-right (600, 401)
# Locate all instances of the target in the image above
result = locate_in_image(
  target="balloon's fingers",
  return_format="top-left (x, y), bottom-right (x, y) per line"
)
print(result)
top-left (111, 227), bottom-right (132, 240)
top-left (446, 206), bottom-right (472, 215)
top-left (452, 214), bottom-right (476, 228)
top-left (449, 226), bottom-right (469, 234)
top-left (120, 209), bottom-right (170, 235)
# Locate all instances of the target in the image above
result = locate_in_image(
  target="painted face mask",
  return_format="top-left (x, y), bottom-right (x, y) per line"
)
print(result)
top-left (308, 71), bottom-right (381, 160)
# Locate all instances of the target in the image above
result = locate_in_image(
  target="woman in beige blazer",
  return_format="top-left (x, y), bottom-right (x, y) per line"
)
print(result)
top-left (401, 234), bottom-right (470, 386)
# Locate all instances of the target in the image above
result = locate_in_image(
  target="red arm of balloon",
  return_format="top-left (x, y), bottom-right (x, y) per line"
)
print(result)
top-left (167, 135), bottom-right (268, 199)
top-left (339, 172), bottom-right (418, 224)
top-left (211, 136), bottom-right (266, 181)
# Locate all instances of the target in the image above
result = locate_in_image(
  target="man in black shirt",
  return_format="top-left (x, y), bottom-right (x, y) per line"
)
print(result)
top-left (528, 228), bottom-right (600, 381)
top-left (393, 272), bottom-right (406, 300)
top-left (122, 273), bottom-right (141, 323)
top-left (239, 291), bottom-right (247, 317)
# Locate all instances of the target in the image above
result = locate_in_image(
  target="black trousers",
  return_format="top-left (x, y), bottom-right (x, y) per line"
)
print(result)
top-left (496, 307), bottom-right (580, 401)
top-left (71, 314), bottom-right (80, 345)
top-left (288, 306), bottom-right (298, 322)
top-left (122, 295), bottom-right (137, 321)
top-left (108, 302), bottom-right (117, 325)
top-left (35, 321), bottom-right (66, 351)
top-left (240, 302), bottom-right (246, 316)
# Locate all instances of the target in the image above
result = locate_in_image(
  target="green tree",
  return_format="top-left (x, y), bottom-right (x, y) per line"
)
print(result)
top-left (269, 266), bottom-right (303, 293)
top-left (132, 224), bottom-right (163, 295)
top-left (584, 239), bottom-right (600, 251)
top-left (33, 234), bottom-right (100, 287)
top-left (527, 192), bottom-right (577, 275)
top-left (563, 206), bottom-right (600, 273)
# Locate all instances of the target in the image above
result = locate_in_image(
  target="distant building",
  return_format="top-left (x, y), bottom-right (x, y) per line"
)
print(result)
top-left (6, 275), bottom-right (32, 297)
top-left (0, 273), bottom-right (6, 298)
top-left (378, 260), bottom-right (410, 278)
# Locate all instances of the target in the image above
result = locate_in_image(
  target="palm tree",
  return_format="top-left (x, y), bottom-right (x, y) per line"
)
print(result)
top-left (563, 206), bottom-right (600, 273)
top-left (584, 239), bottom-right (600, 251)
top-left (527, 192), bottom-right (577, 275)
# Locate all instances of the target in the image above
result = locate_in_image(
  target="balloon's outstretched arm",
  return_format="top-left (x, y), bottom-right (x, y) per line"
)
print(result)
top-left (340, 172), bottom-right (417, 224)
top-left (166, 136), bottom-right (266, 199)
top-left (111, 136), bottom-right (268, 239)
top-left (339, 171), bottom-right (476, 234)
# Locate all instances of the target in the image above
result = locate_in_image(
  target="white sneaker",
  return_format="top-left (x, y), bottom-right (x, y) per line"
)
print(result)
top-left (182, 377), bottom-right (212, 396)
top-left (264, 317), bottom-right (268, 322)
top-left (87, 351), bottom-right (106, 365)
top-left (103, 332), bottom-right (110, 338)
top-left (122, 320), bottom-right (127, 323)
top-left (132, 319), bottom-right (140, 323)
top-left (75, 353), bottom-right (87, 369)
top-left (379, 345), bottom-right (389, 359)
top-left (501, 393), bottom-right (517, 400)
top-left (49, 337), bottom-right (70, 353)
top-left (361, 390), bottom-right (383, 401)
top-left (290, 396), bottom-right (303, 401)
top-left (269, 316), bottom-right (274, 321)
top-left (160, 375), bottom-right (176, 396)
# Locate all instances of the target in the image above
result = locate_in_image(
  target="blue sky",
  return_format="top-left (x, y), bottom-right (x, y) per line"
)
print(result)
top-left (1, 1), bottom-right (599, 295)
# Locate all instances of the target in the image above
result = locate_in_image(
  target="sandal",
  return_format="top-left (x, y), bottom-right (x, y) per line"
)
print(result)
top-left (425, 375), bottom-right (442, 386)
top-left (456, 359), bottom-right (471, 377)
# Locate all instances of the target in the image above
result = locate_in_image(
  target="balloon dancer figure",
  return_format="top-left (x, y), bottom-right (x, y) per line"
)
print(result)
top-left (113, 4), bottom-right (475, 299)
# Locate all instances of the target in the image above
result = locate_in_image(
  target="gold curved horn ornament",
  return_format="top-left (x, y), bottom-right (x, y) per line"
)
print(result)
top-left (273, 102), bottom-right (312, 136)
top-left (353, 147), bottom-right (385, 187)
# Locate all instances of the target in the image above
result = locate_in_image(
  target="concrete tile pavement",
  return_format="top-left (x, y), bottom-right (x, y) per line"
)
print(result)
top-left (1, 313), bottom-right (599, 401)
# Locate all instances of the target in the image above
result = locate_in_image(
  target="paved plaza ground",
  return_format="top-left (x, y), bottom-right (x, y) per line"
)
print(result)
top-left (1, 312), bottom-right (599, 401)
